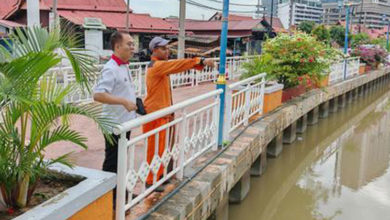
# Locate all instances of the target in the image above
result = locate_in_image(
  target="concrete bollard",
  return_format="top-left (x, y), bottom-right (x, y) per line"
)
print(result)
top-left (283, 121), bottom-right (297, 144)
top-left (208, 193), bottom-right (229, 220)
top-left (307, 106), bottom-right (319, 125)
top-left (329, 98), bottom-right (338, 113)
top-left (338, 93), bottom-right (346, 109)
top-left (250, 149), bottom-right (267, 176)
top-left (296, 114), bottom-right (308, 134)
top-left (229, 170), bottom-right (250, 203)
top-left (319, 101), bottom-right (329, 119)
top-left (267, 132), bottom-right (283, 158)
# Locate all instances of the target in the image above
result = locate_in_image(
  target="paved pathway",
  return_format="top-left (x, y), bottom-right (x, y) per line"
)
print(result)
top-left (43, 79), bottom-right (240, 219)
top-left (44, 81), bottom-right (234, 170)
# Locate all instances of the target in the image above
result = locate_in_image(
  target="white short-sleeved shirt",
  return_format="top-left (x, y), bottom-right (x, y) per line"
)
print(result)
top-left (94, 59), bottom-right (137, 126)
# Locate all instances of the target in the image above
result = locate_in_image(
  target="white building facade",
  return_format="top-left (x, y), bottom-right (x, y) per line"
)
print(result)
top-left (278, 0), bottom-right (323, 29)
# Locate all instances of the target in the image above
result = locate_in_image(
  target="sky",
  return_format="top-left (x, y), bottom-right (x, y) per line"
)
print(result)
top-left (129, 0), bottom-right (261, 20)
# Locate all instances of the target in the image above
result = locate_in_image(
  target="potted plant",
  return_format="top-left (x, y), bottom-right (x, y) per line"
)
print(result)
top-left (359, 63), bottom-right (366, 74)
top-left (241, 55), bottom-right (284, 113)
top-left (262, 33), bottom-right (338, 102)
top-left (0, 27), bottom-right (113, 218)
top-left (351, 45), bottom-right (388, 71)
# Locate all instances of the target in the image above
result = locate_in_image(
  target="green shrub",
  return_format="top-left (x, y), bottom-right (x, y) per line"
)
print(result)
top-left (312, 25), bottom-right (331, 45)
top-left (351, 33), bottom-right (370, 48)
top-left (259, 33), bottom-right (340, 88)
top-left (297, 21), bottom-right (316, 34)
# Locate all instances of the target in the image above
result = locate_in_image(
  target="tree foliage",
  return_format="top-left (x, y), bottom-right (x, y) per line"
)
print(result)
top-left (312, 25), bottom-right (331, 45)
top-left (297, 21), bottom-right (316, 34)
top-left (329, 25), bottom-right (351, 47)
top-left (351, 33), bottom-right (370, 48)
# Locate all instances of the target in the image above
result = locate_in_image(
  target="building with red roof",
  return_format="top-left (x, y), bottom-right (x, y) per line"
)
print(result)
top-left (208, 12), bottom-right (285, 33)
top-left (1, 0), bottom-right (177, 34)
top-left (0, 0), bottom-right (180, 58)
top-left (166, 13), bottom-right (285, 55)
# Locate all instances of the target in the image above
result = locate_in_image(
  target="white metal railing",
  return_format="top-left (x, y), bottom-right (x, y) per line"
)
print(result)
top-left (328, 57), bottom-right (360, 85)
top-left (345, 57), bottom-right (360, 79)
top-left (170, 56), bottom-right (253, 88)
top-left (113, 89), bottom-right (222, 220)
top-left (47, 62), bottom-right (149, 103)
top-left (46, 56), bottom-right (254, 103)
top-left (328, 60), bottom-right (345, 84)
top-left (169, 69), bottom-right (196, 88)
top-left (224, 73), bottom-right (266, 140)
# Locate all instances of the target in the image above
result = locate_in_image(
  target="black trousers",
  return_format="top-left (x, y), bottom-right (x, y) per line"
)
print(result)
top-left (102, 131), bottom-right (131, 173)
top-left (103, 131), bottom-right (131, 209)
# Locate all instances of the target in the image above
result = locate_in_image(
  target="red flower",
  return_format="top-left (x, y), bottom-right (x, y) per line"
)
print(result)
top-left (297, 38), bottom-right (302, 41)
top-left (309, 58), bottom-right (314, 63)
top-left (8, 207), bottom-right (15, 215)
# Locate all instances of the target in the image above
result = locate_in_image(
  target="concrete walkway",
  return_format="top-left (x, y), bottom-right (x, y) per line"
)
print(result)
top-left (43, 80), bottom-right (239, 219)
top-left (44, 81), bottom-right (233, 170)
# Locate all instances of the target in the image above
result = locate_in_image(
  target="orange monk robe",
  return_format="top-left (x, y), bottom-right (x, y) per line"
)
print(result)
top-left (143, 56), bottom-right (204, 185)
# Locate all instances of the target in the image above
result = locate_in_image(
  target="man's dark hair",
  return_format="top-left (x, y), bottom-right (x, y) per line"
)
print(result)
top-left (110, 31), bottom-right (128, 51)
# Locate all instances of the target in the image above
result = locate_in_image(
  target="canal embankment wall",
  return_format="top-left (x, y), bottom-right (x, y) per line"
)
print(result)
top-left (148, 67), bottom-right (390, 220)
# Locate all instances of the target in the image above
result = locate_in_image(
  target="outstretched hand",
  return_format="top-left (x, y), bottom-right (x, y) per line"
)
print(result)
top-left (204, 58), bottom-right (215, 68)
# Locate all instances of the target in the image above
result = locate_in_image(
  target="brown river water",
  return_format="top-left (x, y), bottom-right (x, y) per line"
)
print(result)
top-left (230, 82), bottom-right (390, 220)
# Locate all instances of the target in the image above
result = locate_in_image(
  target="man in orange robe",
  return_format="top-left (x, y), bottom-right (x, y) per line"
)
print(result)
top-left (143, 37), bottom-right (215, 187)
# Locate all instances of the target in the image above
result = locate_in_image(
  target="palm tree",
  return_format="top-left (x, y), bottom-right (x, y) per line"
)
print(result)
top-left (0, 26), bottom-right (113, 209)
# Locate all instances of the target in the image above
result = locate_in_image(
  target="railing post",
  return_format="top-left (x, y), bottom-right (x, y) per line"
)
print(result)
top-left (260, 76), bottom-right (266, 115)
top-left (137, 66), bottom-right (142, 96)
top-left (191, 69), bottom-right (196, 87)
top-left (223, 88), bottom-right (232, 143)
top-left (213, 93), bottom-right (221, 150)
top-left (177, 109), bottom-right (187, 180)
top-left (244, 84), bottom-right (251, 126)
top-left (144, 66), bottom-right (148, 96)
top-left (228, 59), bottom-right (233, 80)
top-left (343, 59), bottom-right (348, 80)
top-left (356, 58), bottom-right (360, 76)
top-left (116, 133), bottom-right (127, 220)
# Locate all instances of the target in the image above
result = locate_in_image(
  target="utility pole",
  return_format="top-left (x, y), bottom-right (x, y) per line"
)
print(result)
top-left (382, 15), bottom-right (389, 51)
top-left (344, 4), bottom-right (350, 55)
top-left (358, 0), bottom-right (363, 33)
top-left (342, 1), bottom-right (360, 79)
top-left (52, 0), bottom-right (58, 29)
top-left (126, 0), bottom-right (130, 32)
top-left (289, 0), bottom-right (294, 34)
top-left (338, 0), bottom-right (342, 22)
top-left (217, 0), bottom-right (230, 146)
top-left (270, 0), bottom-right (274, 31)
top-left (178, 0), bottom-right (186, 59)
top-left (386, 22), bottom-right (389, 51)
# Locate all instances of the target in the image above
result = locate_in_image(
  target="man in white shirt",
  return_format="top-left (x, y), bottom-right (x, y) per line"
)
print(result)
top-left (93, 31), bottom-right (137, 174)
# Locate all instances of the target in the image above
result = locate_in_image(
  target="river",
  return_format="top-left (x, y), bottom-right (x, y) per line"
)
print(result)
top-left (229, 82), bottom-right (390, 220)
